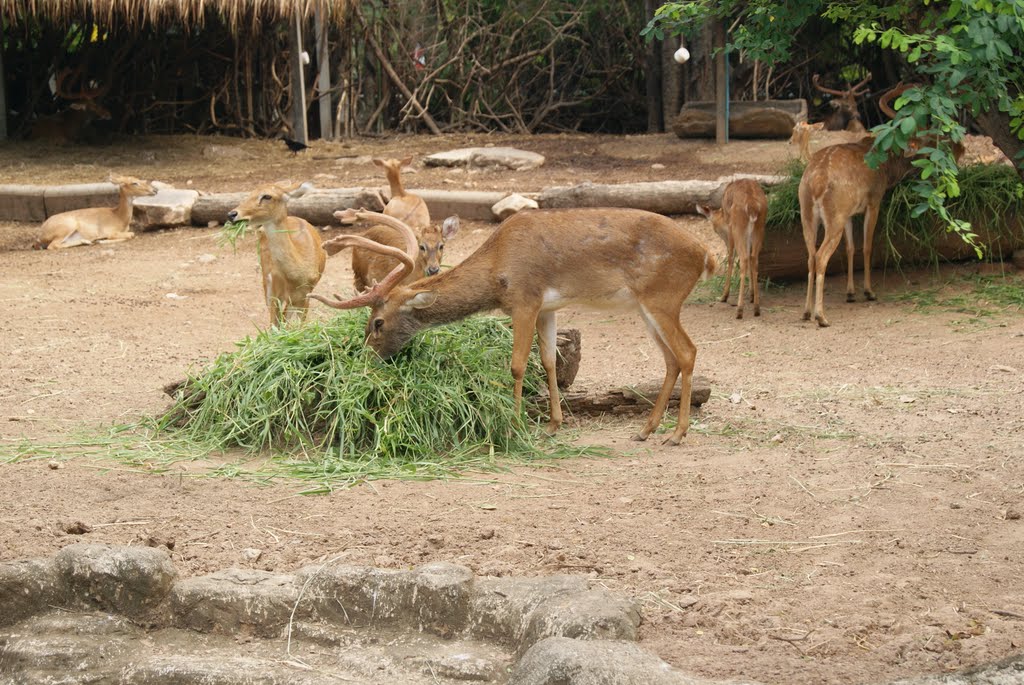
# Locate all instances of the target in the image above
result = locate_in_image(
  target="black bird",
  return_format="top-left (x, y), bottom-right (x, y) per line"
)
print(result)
top-left (282, 136), bottom-right (309, 155)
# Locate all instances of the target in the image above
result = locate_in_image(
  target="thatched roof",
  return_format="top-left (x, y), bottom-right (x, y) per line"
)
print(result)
top-left (0, 0), bottom-right (355, 32)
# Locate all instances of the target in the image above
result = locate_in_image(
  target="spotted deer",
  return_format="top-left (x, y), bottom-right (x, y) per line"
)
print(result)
top-left (38, 176), bottom-right (156, 249)
top-left (227, 182), bottom-right (326, 326)
top-left (799, 83), bottom-right (962, 326)
top-left (310, 207), bottom-right (715, 445)
top-left (696, 179), bottom-right (768, 319)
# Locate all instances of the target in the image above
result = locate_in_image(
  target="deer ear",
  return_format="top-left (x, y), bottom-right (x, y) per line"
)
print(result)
top-left (399, 155), bottom-right (414, 167)
top-left (285, 182), bottom-right (313, 200)
top-left (696, 205), bottom-right (712, 219)
top-left (372, 158), bottom-right (385, 169)
top-left (441, 215), bottom-right (460, 239)
top-left (406, 291), bottom-right (438, 310)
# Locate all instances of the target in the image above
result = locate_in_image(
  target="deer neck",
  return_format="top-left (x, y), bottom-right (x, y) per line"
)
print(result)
top-left (114, 188), bottom-right (136, 227)
top-left (260, 217), bottom-right (307, 279)
top-left (408, 257), bottom-right (502, 327)
top-left (385, 167), bottom-right (406, 197)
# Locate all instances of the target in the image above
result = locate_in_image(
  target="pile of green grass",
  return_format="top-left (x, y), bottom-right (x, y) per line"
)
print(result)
top-left (766, 161), bottom-right (1023, 263)
top-left (159, 312), bottom-right (547, 467)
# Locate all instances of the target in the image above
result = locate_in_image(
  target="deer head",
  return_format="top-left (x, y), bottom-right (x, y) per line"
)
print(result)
top-left (813, 73), bottom-right (872, 131)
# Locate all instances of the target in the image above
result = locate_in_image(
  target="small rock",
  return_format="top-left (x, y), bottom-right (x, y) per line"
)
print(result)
top-left (196, 253), bottom-right (216, 264)
top-left (729, 392), bottom-right (742, 404)
top-left (240, 548), bottom-right (263, 562)
top-left (47, 460), bottom-right (61, 470)
top-left (899, 395), bottom-right (916, 404)
top-left (1005, 510), bottom-right (1021, 521)
top-left (491, 193), bottom-right (539, 220)
top-left (770, 433), bottom-right (784, 443)
top-left (651, 163), bottom-right (666, 170)
top-left (62, 521), bottom-right (92, 535)
top-left (165, 293), bottom-right (187, 300)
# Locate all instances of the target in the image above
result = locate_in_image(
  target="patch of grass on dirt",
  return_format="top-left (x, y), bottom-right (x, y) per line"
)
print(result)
top-left (5, 313), bottom-right (605, 490)
top-left (889, 273), bottom-right (1024, 322)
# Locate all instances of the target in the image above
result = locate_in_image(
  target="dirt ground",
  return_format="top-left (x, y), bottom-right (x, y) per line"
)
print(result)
top-left (1, 132), bottom-right (1022, 685)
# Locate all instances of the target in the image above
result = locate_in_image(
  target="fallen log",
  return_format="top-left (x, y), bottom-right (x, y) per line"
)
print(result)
top-left (559, 376), bottom-right (712, 416)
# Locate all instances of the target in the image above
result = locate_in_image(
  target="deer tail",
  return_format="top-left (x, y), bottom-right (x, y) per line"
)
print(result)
top-left (701, 247), bottom-right (718, 281)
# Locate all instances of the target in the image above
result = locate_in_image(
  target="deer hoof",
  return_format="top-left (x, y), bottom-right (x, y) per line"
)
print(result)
top-left (754, 306), bottom-right (761, 317)
top-left (815, 315), bottom-right (831, 328)
top-left (865, 290), bottom-right (877, 301)
top-left (543, 421), bottom-right (560, 436)
top-left (661, 435), bottom-right (683, 446)
top-left (735, 309), bottom-right (744, 320)
top-left (846, 293), bottom-right (857, 303)
top-left (631, 433), bottom-right (649, 443)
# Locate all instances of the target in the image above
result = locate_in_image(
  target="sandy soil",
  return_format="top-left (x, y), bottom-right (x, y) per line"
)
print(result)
top-left (1, 133), bottom-right (1023, 685)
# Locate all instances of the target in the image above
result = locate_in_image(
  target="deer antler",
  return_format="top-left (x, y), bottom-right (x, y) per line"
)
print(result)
top-left (310, 209), bottom-right (420, 310)
top-left (54, 66), bottom-right (112, 118)
top-left (812, 73), bottom-right (872, 97)
top-left (878, 82), bottom-right (916, 119)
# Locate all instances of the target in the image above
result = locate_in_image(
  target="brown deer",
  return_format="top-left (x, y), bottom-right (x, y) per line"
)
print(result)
top-left (310, 207), bottom-right (716, 445)
top-left (38, 176), bottom-right (156, 250)
top-left (812, 73), bottom-right (872, 132)
top-left (227, 182), bottom-right (327, 327)
top-left (375, 156), bottom-right (430, 229)
top-left (346, 213), bottom-right (461, 292)
top-left (341, 156), bottom-right (456, 291)
top-left (30, 67), bottom-right (112, 143)
top-left (696, 179), bottom-right (768, 319)
top-left (799, 83), bottom-right (941, 327)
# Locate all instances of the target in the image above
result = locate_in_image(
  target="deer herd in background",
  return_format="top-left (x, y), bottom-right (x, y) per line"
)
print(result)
top-left (33, 77), bottom-right (957, 443)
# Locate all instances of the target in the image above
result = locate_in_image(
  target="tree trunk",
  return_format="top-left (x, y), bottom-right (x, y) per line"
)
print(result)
top-left (973, 108), bottom-right (1024, 181)
top-left (644, 0), bottom-right (663, 132)
top-left (661, 35), bottom-right (682, 123)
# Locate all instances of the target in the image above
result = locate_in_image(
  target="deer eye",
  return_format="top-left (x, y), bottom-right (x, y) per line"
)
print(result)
top-left (259, 194), bottom-right (272, 203)
top-left (438, 244), bottom-right (444, 251)
top-left (373, 318), bottom-right (385, 332)
top-left (419, 244), bottom-right (426, 252)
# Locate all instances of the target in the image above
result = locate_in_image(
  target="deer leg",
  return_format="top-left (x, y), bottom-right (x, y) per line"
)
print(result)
top-left (510, 306), bottom-right (541, 421)
top-left (813, 218), bottom-right (846, 328)
top-left (844, 220), bottom-right (856, 302)
top-left (634, 303), bottom-right (695, 445)
top-left (720, 238), bottom-right (735, 303)
top-left (48, 230), bottom-right (93, 249)
top-left (735, 247), bottom-right (748, 319)
top-left (97, 231), bottom-right (135, 243)
top-left (862, 204), bottom-right (879, 301)
top-left (750, 232), bottom-right (763, 316)
top-left (535, 311), bottom-right (563, 435)
top-left (801, 208), bottom-right (820, 321)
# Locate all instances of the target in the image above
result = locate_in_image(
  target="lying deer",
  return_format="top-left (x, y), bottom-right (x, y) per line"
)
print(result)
top-left (38, 175), bottom-right (156, 250)
top-left (812, 73), bottom-right (871, 132)
top-left (311, 207), bottom-right (716, 445)
top-left (696, 179), bottom-right (767, 319)
top-left (800, 83), bottom-right (961, 327)
top-left (227, 182), bottom-right (327, 326)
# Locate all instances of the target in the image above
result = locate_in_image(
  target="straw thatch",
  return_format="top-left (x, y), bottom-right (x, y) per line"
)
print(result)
top-left (0, 0), bottom-right (354, 32)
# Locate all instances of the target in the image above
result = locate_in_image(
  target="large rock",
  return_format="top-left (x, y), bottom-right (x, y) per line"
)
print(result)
top-left (424, 147), bottom-right (546, 170)
top-left (170, 568), bottom-right (299, 637)
top-left (511, 637), bottom-right (746, 685)
top-left (134, 186), bottom-right (200, 228)
top-left (0, 558), bottom-right (63, 627)
top-left (53, 543), bottom-right (177, 618)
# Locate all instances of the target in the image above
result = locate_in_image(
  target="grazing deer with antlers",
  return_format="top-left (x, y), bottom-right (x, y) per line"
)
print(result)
top-left (38, 176), bottom-right (156, 250)
top-left (812, 73), bottom-right (872, 132)
top-left (696, 179), bottom-right (768, 319)
top-left (227, 182), bottom-right (327, 327)
top-left (799, 83), bottom-right (954, 327)
top-left (310, 207), bottom-right (715, 445)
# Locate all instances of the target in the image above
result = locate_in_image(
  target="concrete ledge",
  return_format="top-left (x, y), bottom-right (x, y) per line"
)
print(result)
top-left (0, 185), bottom-right (47, 222)
top-left (43, 183), bottom-right (119, 217)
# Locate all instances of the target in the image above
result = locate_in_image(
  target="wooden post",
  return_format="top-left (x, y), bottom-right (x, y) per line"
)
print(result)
top-left (643, 0), bottom-right (663, 133)
top-left (0, 20), bottom-right (7, 141)
top-left (289, 10), bottom-right (309, 144)
top-left (714, 18), bottom-right (729, 145)
top-left (314, 5), bottom-right (332, 140)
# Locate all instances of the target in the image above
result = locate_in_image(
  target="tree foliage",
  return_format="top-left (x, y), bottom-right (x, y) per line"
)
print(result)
top-left (646, 0), bottom-right (1024, 254)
